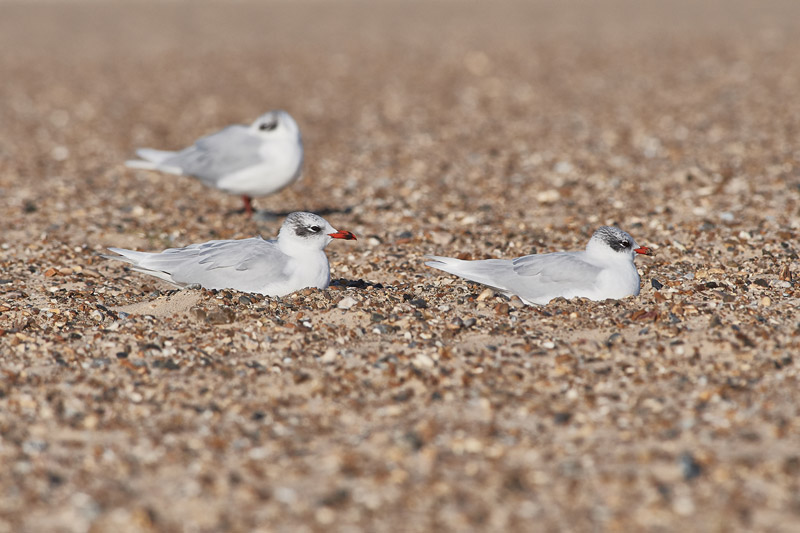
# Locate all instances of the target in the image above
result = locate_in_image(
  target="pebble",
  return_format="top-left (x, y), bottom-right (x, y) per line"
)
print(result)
top-left (446, 317), bottom-right (464, 330)
top-left (536, 189), bottom-right (561, 203)
top-left (476, 288), bottom-right (495, 301)
top-left (337, 297), bottom-right (358, 310)
top-left (508, 296), bottom-right (525, 308)
top-left (494, 303), bottom-right (509, 316)
top-left (429, 231), bottom-right (454, 246)
top-left (412, 352), bottom-right (435, 369)
top-left (206, 307), bottom-right (236, 325)
top-left (320, 348), bottom-right (338, 364)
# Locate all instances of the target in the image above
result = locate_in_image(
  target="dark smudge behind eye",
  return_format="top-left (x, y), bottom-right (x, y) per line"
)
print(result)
top-left (294, 226), bottom-right (314, 237)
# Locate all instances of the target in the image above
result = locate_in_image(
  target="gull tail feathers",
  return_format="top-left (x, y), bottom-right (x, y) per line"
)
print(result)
top-left (102, 248), bottom-right (182, 286)
top-left (125, 148), bottom-right (183, 174)
top-left (425, 255), bottom-right (512, 289)
top-left (103, 247), bottom-right (153, 265)
top-left (135, 148), bottom-right (175, 164)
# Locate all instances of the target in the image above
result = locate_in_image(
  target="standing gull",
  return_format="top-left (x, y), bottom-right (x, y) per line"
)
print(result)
top-left (126, 110), bottom-right (303, 216)
top-left (104, 212), bottom-right (356, 297)
top-left (426, 226), bottom-right (652, 305)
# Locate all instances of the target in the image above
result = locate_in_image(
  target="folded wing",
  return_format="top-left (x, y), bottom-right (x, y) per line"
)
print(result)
top-left (158, 126), bottom-right (265, 184)
top-left (509, 252), bottom-right (601, 301)
top-left (107, 237), bottom-right (292, 293)
top-left (427, 252), bottom-right (604, 304)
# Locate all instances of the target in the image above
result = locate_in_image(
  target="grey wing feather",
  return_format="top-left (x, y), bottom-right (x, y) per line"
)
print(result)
top-left (164, 238), bottom-right (291, 292)
top-left (161, 126), bottom-right (265, 183)
top-left (512, 252), bottom-right (601, 287)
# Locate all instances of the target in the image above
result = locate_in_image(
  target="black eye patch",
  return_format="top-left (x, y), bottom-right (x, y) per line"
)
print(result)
top-left (294, 224), bottom-right (323, 237)
top-left (609, 239), bottom-right (631, 252)
top-left (260, 121), bottom-right (278, 131)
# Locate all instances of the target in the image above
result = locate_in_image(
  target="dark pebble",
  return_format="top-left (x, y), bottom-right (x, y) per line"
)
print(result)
top-left (651, 278), bottom-right (664, 290)
top-left (152, 358), bottom-right (180, 370)
top-left (553, 412), bottom-right (572, 425)
top-left (773, 356), bottom-right (793, 369)
top-left (783, 456), bottom-right (800, 475)
top-left (410, 298), bottom-right (428, 309)
top-left (373, 324), bottom-right (391, 334)
top-left (699, 221), bottom-right (715, 231)
top-left (679, 452), bottom-right (702, 480)
top-left (605, 333), bottom-right (623, 346)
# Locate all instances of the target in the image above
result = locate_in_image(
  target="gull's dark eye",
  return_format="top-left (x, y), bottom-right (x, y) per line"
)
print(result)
top-left (259, 121), bottom-right (278, 131)
top-left (310, 225), bottom-right (322, 233)
top-left (619, 240), bottom-right (630, 248)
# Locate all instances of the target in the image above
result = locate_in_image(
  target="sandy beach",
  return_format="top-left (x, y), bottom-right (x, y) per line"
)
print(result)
top-left (1, 1), bottom-right (799, 531)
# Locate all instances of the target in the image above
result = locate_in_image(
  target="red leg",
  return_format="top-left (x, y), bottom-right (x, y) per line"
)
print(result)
top-left (242, 195), bottom-right (253, 217)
